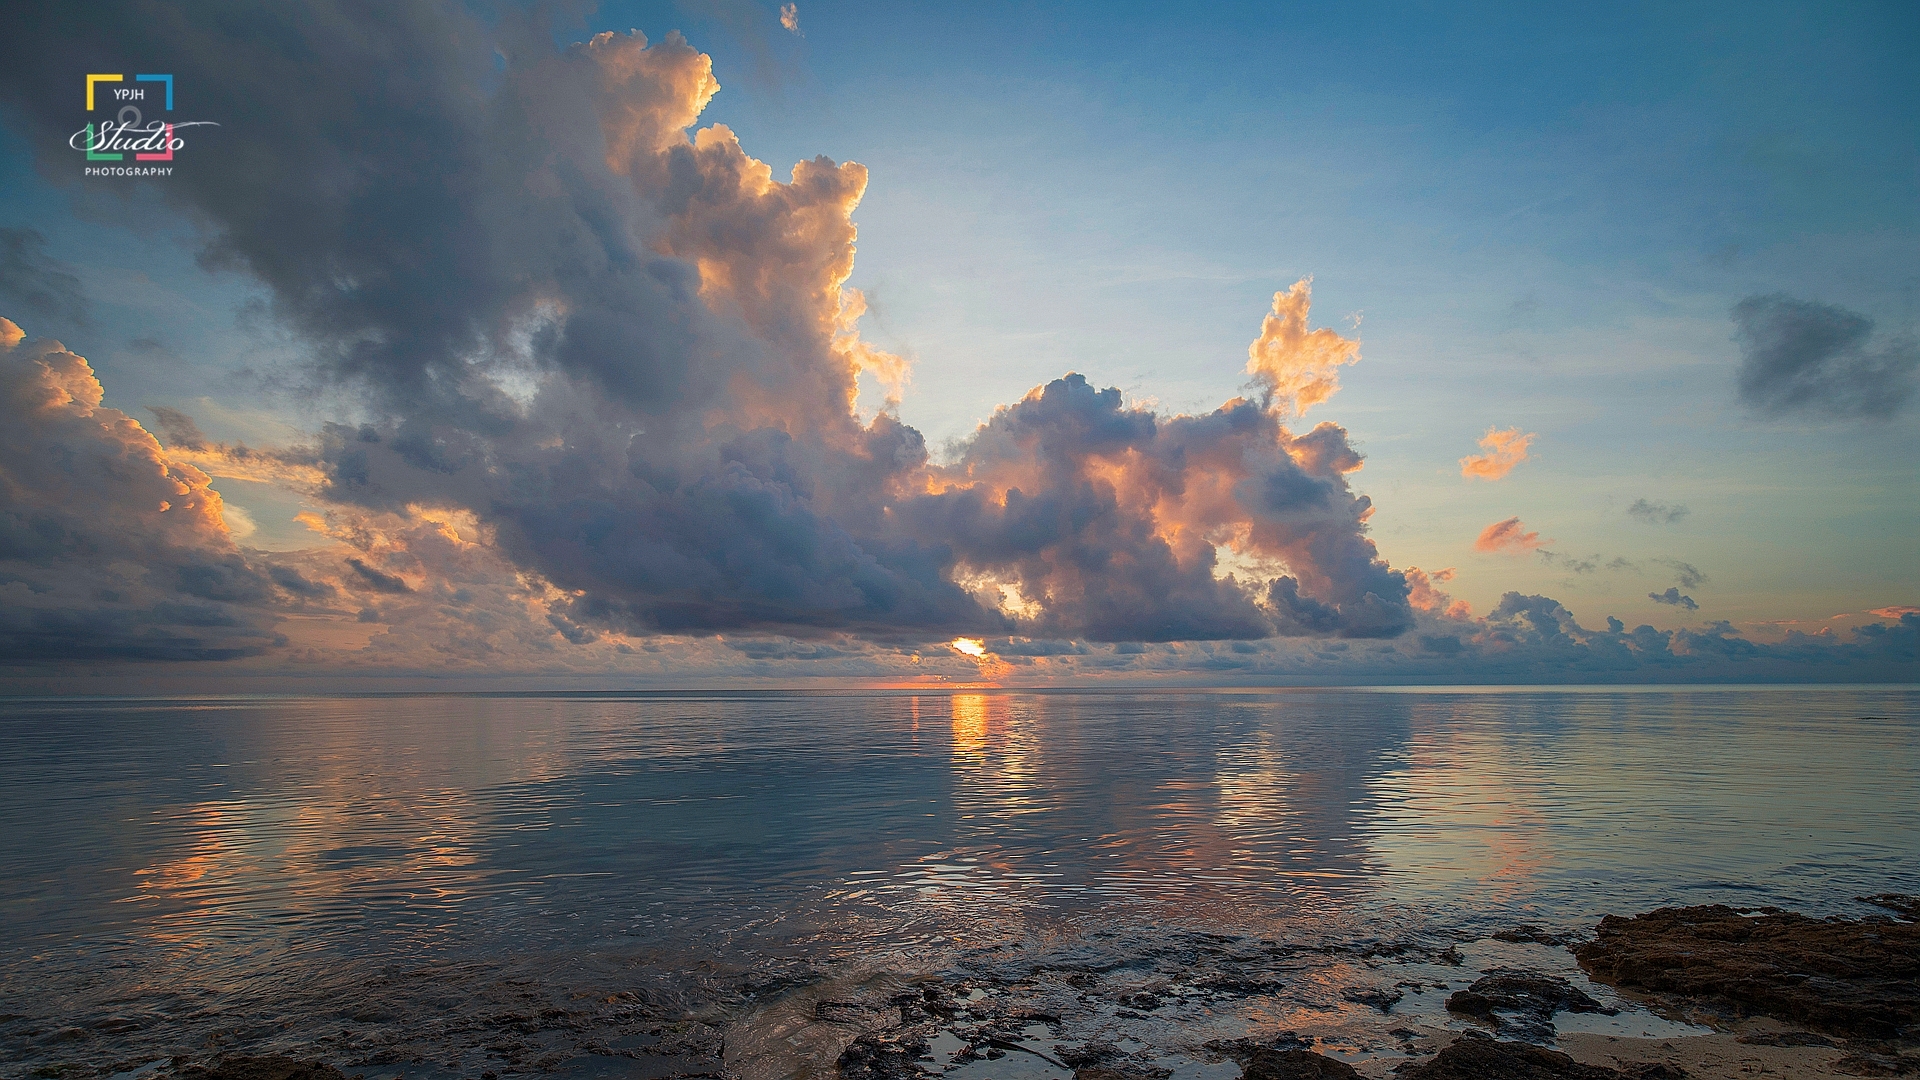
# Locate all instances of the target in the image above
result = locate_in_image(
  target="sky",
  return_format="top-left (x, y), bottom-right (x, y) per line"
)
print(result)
top-left (0, 0), bottom-right (1913, 689)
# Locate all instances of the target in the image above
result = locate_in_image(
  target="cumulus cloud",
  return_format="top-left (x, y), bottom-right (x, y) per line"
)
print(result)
top-left (0, 9), bottom-right (1419, 653)
top-left (1627, 498), bottom-right (1688, 525)
top-left (0, 320), bottom-right (282, 661)
top-left (0, 228), bottom-right (87, 327)
top-left (1474, 516), bottom-right (1544, 554)
top-left (1732, 293), bottom-right (1919, 419)
top-left (1648, 587), bottom-right (1698, 611)
top-left (1459, 426), bottom-right (1535, 480)
top-left (779, 3), bottom-right (800, 34)
top-left (1245, 279), bottom-right (1362, 416)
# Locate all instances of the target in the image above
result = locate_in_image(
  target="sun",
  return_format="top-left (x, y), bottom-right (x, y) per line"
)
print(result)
top-left (949, 637), bottom-right (987, 658)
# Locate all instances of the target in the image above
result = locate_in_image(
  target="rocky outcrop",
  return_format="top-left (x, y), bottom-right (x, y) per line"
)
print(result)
top-left (1573, 904), bottom-right (1920, 1037)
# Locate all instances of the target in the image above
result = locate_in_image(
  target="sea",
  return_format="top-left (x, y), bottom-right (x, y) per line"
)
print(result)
top-left (2, 687), bottom-right (1915, 1080)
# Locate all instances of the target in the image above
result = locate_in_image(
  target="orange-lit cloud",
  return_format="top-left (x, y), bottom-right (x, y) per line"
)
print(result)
top-left (1459, 426), bottom-right (1536, 480)
top-left (779, 3), bottom-right (800, 34)
top-left (1870, 606), bottom-right (1919, 619)
top-left (1404, 566), bottom-right (1473, 619)
top-left (1474, 517), bottom-right (1544, 554)
top-left (1246, 278), bottom-right (1361, 416)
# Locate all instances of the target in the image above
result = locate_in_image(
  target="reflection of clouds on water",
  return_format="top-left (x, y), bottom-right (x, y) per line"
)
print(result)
top-left (3, 689), bottom-right (1916, 1080)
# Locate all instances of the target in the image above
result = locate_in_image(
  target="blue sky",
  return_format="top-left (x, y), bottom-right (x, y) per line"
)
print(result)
top-left (0, 1), bottom-right (1912, 684)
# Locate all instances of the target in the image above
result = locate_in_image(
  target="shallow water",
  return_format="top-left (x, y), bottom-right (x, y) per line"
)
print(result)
top-left (2, 687), bottom-right (1915, 1078)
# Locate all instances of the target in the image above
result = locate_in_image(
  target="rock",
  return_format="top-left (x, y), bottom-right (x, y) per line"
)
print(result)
top-left (175, 1059), bottom-right (351, 1080)
top-left (1341, 986), bottom-right (1403, 1013)
top-left (1444, 969), bottom-right (1611, 1041)
top-left (1397, 1037), bottom-right (1625, 1079)
top-left (1860, 895), bottom-right (1920, 922)
top-left (1833, 1052), bottom-right (1920, 1076)
top-left (1573, 904), bottom-right (1920, 1037)
top-left (1493, 926), bottom-right (1572, 947)
top-left (835, 1032), bottom-right (932, 1080)
top-left (1240, 1047), bottom-right (1362, 1079)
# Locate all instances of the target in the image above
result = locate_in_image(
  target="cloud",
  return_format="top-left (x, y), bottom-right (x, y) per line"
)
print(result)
top-left (0, 12), bottom-right (1417, 652)
top-left (0, 228), bottom-right (87, 327)
top-left (1626, 498), bottom-right (1688, 525)
top-left (1459, 426), bottom-right (1535, 480)
top-left (1648, 587), bottom-right (1698, 611)
top-left (1659, 559), bottom-right (1707, 589)
top-left (1475, 517), bottom-right (1544, 554)
top-left (1245, 279), bottom-right (1362, 416)
top-left (0, 321), bottom-right (283, 661)
top-left (779, 3), bottom-right (800, 34)
top-left (1870, 605), bottom-right (1919, 620)
top-left (1732, 293), bottom-right (1919, 419)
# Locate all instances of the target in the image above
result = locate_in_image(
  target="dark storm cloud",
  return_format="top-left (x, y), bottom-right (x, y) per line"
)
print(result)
top-left (1648, 587), bottom-right (1698, 611)
top-left (0, 3), bottom-right (1421, 651)
top-left (0, 228), bottom-right (87, 327)
top-left (1626, 498), bottom-right (1688, 525)
top-left (1732, 294), bottom-right (1919, 419)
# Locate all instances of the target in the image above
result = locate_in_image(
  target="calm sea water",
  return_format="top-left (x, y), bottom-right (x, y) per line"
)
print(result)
top-left (2, 687), bottom-right (1915, 1078)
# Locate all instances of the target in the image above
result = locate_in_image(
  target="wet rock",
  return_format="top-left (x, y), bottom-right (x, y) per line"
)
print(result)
top-left (1444, 969), bottom-right (1611, 1041)
top-left (1058, 1042), bottom-right (1125, 1068)
top-left (1240, 1047), bottom-right (1362, 1079)
top-left (1833, 1052), bottom-right (1920, 1076)
top-left (1859, 895), bottom-right (1920, 922)
top-left (1341, 986), bottom-right (1403, 1013)
top-left (1203, 1033), bottom-right (1313, 1059)
top-left (1573, 904), bottom-right (1920, 1037)
top-left (175, 1058), bottom-right (352, 1080)
top-left (835, 1031), bottom-right (932, 1080)
top-left (1396, 1036), bottom-right (1626, 1078)
top-left (1492, 926), bottom-right (1573, 947)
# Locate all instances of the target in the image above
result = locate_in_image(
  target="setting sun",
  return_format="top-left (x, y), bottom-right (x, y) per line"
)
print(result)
top-left (949, 637), bottom-right (987, 658)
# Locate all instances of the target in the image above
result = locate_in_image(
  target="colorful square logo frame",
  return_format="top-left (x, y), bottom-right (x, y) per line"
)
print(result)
top-left (85, 73), bottom-right (174, 160)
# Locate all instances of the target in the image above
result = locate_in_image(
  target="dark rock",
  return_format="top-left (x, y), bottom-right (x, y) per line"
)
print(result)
top-left (1493, 926), bottom-right (1572, 947)
top-left (1058, 1042), bottom-right (1124, 1068)
top-left (836, 1032), bottom-right (932, 1080)
top-left (1397, 1038), bottom-right (1626, 1078)
top-left (1444, 969), bottom-right (1611, 1041)
top-left (1204, 1033), bottom-right (1313, 1059)
top-left (175, 1059), bottom-right (351, 1080)
top-left (1342, 986), bottom-right (1403, 1013)
top-left (1833, 1053), bottom-right (1920, 1076)
top-left (1619, 1066), bottom-right (1688, 1079)
top-left (1074, 1065), bottom-right (1172, 1080)
top-left (1735, 1030), bottom-right (1838, 1047)
top-left (1240, 1047), bottom-right (1361, 1079)
top-left (1573, 904), bottom-right (1920, 1037)
top-left (1859, 895), bottom-right (1920, 922)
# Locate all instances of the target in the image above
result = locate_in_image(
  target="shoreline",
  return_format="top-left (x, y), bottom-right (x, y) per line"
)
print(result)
top-left (34, 898), bottom-right (1911, 1080)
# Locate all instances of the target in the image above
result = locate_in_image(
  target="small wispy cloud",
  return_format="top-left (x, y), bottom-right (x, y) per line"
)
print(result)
top-left (1460, 426), bottom-right (1536, 480)
top-left (779, 3), bottom-right (801, 34)
top-left (1649, 587), bottom-right (1698, 611)
top-left (1475, 516), bottom-right (1544, 554)
top-left (1733, 293), bottom-right (1918, 420)
top-left (1627, 498), bottom-right (1688, 525)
